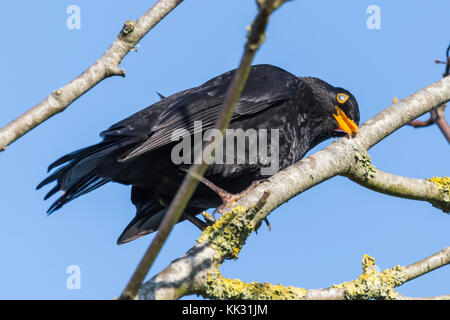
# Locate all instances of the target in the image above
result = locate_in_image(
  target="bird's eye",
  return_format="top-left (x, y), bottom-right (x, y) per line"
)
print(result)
top-left (336, 93), bottom-right (349, 104)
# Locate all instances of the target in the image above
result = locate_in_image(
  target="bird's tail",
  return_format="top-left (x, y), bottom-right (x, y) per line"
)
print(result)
top-left (37, 140), bottom-right (123, 213)
top-left (117, 186), bottom-right (206, 244)
top-left (117, 198), bottom-right (169, 245)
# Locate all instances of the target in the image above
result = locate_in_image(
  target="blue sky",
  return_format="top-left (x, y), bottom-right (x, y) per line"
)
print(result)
top-left (0, 1), bottom-right (448, 299)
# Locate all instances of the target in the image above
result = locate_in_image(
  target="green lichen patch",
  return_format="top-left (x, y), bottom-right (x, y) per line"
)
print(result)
top-left (197, 205), bottom-right (260, 261)
top-left (354, 149), bottom-right (377, 180)
top-left (204, 266), bottom-right (307, 300)
top-left (334, 255), bottom-right (406, 300)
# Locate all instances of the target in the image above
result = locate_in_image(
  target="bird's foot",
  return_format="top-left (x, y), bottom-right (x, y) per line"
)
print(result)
top-left (212, 179), bottom-right (269, 216)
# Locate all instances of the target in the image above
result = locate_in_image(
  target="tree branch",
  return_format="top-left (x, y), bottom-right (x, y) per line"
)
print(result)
top-left (407, 104), bottom-right (450, 143)
top-left (0, 0), bottom-right (183, 151)
top-left (139, 74), bottom-right (450, 300)
top-left (432, 105), bottom-right (450, 143)
top-left (139, 241), bottom-right (450, 300)
top-left (343, 151), bottom-right (449, 213)
top-left (406, 44), bottom-right (450, 143)
top-left (402, 246), bottom-right (450, 283)
top-left (408, 116), bottom-right (434, 128)
top-left (331, 247), bottom-right (450, 300)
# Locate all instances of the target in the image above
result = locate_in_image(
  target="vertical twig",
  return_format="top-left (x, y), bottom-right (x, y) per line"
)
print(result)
top-left (407, 44), bottom-right (450, 143)
top-left (119, 0), bottom-right (287, 300)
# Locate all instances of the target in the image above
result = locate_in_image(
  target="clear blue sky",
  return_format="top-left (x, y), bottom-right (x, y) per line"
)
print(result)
top-left (0, 1), bottom-right (448, 299)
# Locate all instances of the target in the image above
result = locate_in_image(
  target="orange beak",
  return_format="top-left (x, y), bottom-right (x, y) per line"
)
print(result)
top-left (333, 106), bottom-right (359, 135)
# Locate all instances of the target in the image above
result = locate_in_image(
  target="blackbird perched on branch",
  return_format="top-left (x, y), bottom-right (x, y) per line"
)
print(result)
top-left (37, 64), bottom-right (360, 244)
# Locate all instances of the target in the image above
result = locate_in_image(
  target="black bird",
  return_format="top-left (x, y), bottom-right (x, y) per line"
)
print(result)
top-left (37, 64), bottom-right (360, 244)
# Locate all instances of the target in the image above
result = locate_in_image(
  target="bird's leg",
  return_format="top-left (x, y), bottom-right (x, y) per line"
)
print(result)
top-left (212, 179), bottom-right (270, 214)
top-left (180, 168), bottom-right (268, 215)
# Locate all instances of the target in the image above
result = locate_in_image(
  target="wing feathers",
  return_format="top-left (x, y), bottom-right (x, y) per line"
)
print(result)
top-left (119, 65), bottom-right (299, 162)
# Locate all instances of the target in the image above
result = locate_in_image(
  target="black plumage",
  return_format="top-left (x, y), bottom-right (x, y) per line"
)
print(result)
top-left (37, 64), bottom-right (360, 244)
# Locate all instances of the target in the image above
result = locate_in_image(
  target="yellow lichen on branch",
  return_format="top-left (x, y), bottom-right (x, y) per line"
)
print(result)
top-left (203, 266), bottom-right (307, 300)
top-left (197, 205), bottom-right (259, 261)
top-left (333, 254), bottom-right (407, 300)
top-left (427, 176), bottom-right (450, 213)
top-left (362, 254), bottom-right (376, 273)
top-left (427, 176), bottom-right (450, 202)
top-left (194, 201), bottom-right (309, 300)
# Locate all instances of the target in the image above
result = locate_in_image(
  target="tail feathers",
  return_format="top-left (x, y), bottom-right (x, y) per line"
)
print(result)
top-left (46, 174), bottom-right (108, 214)
top-left (37, 140), bottom-right (121, 213)
top-left (46, 139), bottom-right (128, 173)
top-left (47, 145), bottom-right (94, 173)
top-left (117, 201), bottom-right (167, 245)
top-left (117, 186), bottom-right (205, 244)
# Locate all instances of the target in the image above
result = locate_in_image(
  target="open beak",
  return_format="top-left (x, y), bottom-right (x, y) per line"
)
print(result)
top-left (333, 106), bottom-right (359, 135)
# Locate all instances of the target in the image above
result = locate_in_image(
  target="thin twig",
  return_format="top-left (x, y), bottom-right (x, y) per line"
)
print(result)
top-left (432, 106), bottom-right (450, 143)
top-left (408, 117), bottom-right (434, 128)
top-left (0, 0), bottom-right (184, 151)
top-left (119, 0), bottom-right (287, 300)
top-left (406, 44), bottom-right (450, 143)
top-left (402, 247), bottom-right (450, 283)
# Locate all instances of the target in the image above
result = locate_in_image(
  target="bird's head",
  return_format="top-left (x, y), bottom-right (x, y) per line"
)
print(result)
top-left (329, 88), bottom-right (360, 137)
top-left (302, 77), bottom-right (360, 139)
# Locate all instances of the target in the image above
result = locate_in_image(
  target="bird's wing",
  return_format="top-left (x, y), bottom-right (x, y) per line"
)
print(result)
top-left (99, 88), bottom-right (193, 140)
top-left (118, 64), bottom-right (300, 162)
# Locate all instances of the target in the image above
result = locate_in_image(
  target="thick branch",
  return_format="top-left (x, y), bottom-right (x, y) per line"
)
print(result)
top-left (0, 0), bottom-right (183, 151)
top-left (139, 75), bottom-right (450, 300)
top-left (139, 242), bottom-right (450, 300)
